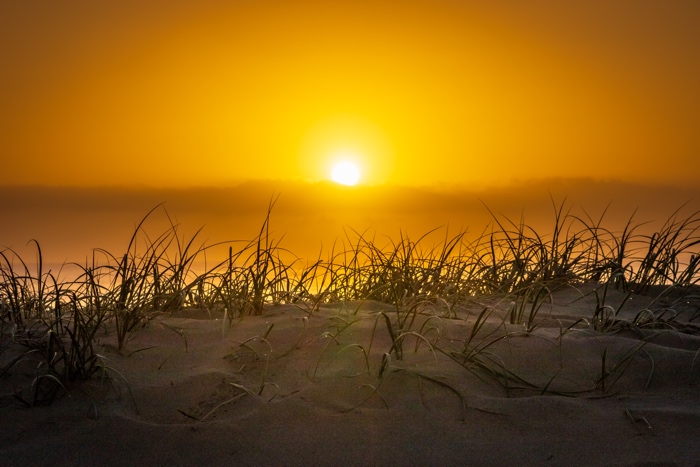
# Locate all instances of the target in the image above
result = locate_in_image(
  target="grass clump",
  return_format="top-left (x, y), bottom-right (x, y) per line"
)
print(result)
top-left (1, 198), bottom-right (699, 409)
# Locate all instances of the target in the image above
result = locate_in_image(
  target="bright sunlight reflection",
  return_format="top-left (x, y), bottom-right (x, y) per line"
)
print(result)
top-left (330, 161), bottom-right (361, 186)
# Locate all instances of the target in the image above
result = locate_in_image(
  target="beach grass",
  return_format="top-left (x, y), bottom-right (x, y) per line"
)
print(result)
top-left (2, 199), bottom-right (699, 408)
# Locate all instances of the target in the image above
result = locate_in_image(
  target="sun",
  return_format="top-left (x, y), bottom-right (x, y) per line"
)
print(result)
top-left (330, 161), bottom-right (361, 186)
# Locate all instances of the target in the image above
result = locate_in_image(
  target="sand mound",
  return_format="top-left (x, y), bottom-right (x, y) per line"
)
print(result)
top-left (2, 288), bottom-right (700, 465)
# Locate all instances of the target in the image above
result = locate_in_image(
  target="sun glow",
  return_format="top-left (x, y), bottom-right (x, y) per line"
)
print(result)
top-left (330, 161), bottom-right (361, 186)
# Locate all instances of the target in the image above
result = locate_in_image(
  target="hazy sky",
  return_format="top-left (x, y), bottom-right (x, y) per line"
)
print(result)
top-left (2, 1), bottom-right (699, 188)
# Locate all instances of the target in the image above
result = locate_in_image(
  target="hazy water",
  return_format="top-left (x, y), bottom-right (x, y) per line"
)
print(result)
top-left (2, 179), bottom-right (698, 279)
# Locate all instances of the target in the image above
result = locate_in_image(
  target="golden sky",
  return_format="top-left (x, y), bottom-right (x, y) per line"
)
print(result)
top-left (2, 1), bottom-right (699, 188)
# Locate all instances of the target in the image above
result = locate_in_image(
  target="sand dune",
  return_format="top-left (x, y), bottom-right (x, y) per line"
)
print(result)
top-left (2, 284), bottom-right (699, 466)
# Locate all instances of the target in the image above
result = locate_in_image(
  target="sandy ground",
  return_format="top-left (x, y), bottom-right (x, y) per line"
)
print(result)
top-left (2, 284), bottom-right (700, 466)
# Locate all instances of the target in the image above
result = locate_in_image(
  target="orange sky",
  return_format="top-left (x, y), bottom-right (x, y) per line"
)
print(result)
top-left (2, 1), bottom-right (699, 188)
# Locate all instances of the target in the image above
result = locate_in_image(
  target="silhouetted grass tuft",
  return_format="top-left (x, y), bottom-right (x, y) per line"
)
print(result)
top-left (2, 199), bottom-right (699, 409)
